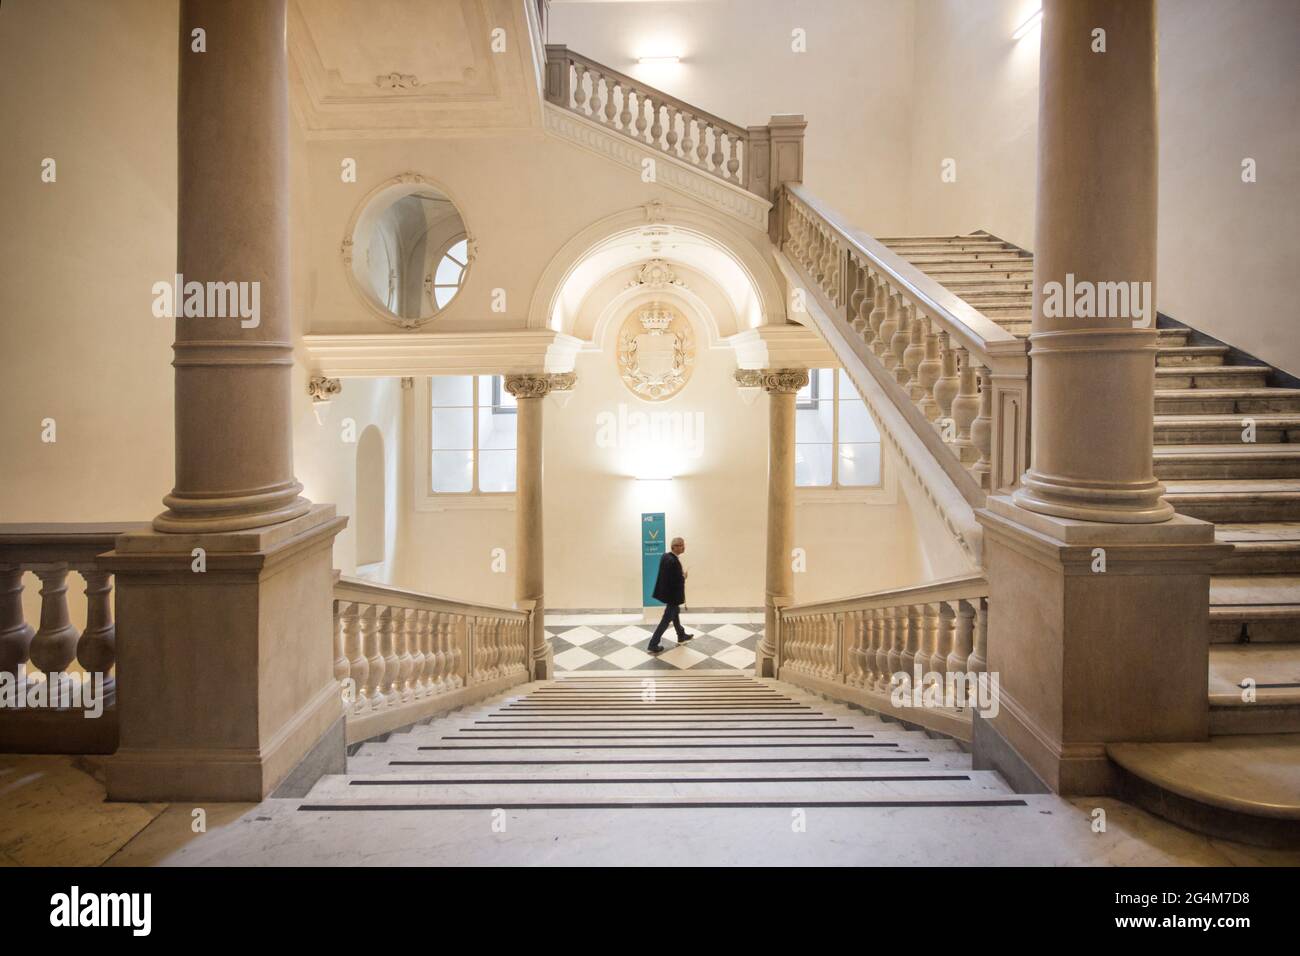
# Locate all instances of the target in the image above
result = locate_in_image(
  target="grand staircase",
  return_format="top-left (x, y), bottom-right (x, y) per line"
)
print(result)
top-left (877, 231), bottom-right (1300, 740)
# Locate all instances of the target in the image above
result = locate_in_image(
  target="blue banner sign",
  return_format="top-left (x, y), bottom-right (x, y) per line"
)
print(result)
top-left (641, 512), bottom-right (666, 607)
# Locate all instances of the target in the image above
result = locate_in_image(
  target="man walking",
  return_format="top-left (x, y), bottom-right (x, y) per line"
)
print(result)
top-left (647, 536), bottom-right (694, 654)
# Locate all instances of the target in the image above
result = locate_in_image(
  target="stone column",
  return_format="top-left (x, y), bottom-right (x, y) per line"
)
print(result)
top-left (974, 0), bottom-right (1229, 796)
top-left (754, 368), bottom-right (807, 678)
top-left (156, 0), bottom-right (308, 533)
top-left (506, 373), bottom-right (573, 681)
top-left (103, 1), bottom-right (346, 801)
top-left (1011, 0), bottom-right (1170, 524)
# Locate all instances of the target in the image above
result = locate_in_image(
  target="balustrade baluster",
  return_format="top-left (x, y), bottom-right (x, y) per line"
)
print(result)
top-left (904, 311), bottom-right (927, 399)
top-left (665, 106), bottom-right (680, 155)
top-left (900, 605), bottom-right (920, 680)
top-left (603, 78), bottom-right (617, 125)
top-left (696, 123), bottom-right (710, 167)
top-left (934, 601), bottom-right (955, 677)
top-left (617, 83), bottom-right (632, 131)
top-left (934, 330), bottom-right (960, 428)
top-left (378, 607), bottom-right (401, 707)
top-left (401, 608), bottom-right (421, 700)
top-left (950, 600), bottom-right (975, 677)
top-left (918, 317), bottom-right (943, 421)
top-left (588, 70), bottom-right (604, 119)
top-left (969, 598), bottom-right (988, 675)
top-left (435, 612), bottom-right (452, 694)
top-left (362, 605), bottom-right (385, 712)
top-left (649, 98), bottom-right (663, 147)
top-left (344, 603), bottom-right (366, 715)
top-left (680, 112), bottom-right (695, 163)
top-left (710, 126), bottom-right (724, 173)
top-left (727, 135), bottom-right (740, 180)
top-left (30, 564), bottom-right (79, 698)
top-left (450, 614), bottom-right (466, 688)
top-left (920, 603), bottom-right (941, 678)
top-left (847, 259), bottom-right (865, 331)
top-left (952, 351), bottom-right (981, 461)
top-left (0, 565), bottom-right (34, 679)
top-left (573, 64), bottom-right (588, 113)
top-left (890, 300), bottom-right (911, 376)
top-left (868, 277), bottom-right (888, 351)
top-left (971, 366), bottom-right (994, 487)
top-left (883, 606), bottom-right (902, 686)
top-left (878, 293), bottom-right (900, 366)
top-left (74, 569), bottom-right (116, 695)
top-left (333, 600), bottom-right (351, 698)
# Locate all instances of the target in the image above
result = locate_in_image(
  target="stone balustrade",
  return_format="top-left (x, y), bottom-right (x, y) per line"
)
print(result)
top-left (778, 574), bottom-right (990, 741)
top-left (545, 44), bottom-right (773, 199)
top-left (778, 184), bottom-right (1030, 500)
top-left (0, 523), bottom-right (147, 753)
top-left (332, 576), bottom-right (533, 743)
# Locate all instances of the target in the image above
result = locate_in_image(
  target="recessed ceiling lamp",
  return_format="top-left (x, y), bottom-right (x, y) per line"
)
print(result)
top-left (1012, 7), bottom-right (1043, 40)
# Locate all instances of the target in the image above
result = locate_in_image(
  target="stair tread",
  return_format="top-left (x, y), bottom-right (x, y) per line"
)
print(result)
top-left (1155, 412), bottom-right (1300, 425)
top-left (1216, 522), bottom-right (1300, 544)
top-left (1107, 735), bottom-right (1300, 820)
top-left (1208, 643), bottom-right (1300, 706)
top-left (1154, 443), bottom-right (1300, 458)
top-left (1210, 575), bottom-right (1300, 605)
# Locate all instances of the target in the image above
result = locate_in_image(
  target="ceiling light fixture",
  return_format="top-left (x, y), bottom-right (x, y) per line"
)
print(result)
top-left (637, 55), bottom-right (681, 65)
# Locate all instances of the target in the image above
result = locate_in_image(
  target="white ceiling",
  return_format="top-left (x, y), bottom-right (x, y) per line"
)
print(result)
top-left (289, 0), bottom-right (546, 137)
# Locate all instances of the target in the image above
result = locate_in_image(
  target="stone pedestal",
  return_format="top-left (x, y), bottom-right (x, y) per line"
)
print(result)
top-left (974, 497), bottom-right (1230, 794)
top-left (103, 506), bottom-right (347, 801)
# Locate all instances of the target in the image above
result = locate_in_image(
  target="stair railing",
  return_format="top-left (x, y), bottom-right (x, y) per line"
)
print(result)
top-left (777, 184), bottom-right (1031, 502)
top-left (0, 523), bottom-right (148, 753)
top-left (544, 44), bottom-right (803, 204)
top-left (332, 575), bottom-right (532, 743)
top-left (778, 573), bottom-right (990, 741)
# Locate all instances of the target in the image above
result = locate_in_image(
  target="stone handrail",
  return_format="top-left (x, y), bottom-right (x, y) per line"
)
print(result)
top-left (778, 573), bottom-right (989, 741)
top-left (778, 184), bottom-right (1031, 502)
top-left (333, 575), bottom-right (532, 743)
top-left (544, 44), bottom-right (786, 200)
top-left (0, 522), bottom-right (148, 753)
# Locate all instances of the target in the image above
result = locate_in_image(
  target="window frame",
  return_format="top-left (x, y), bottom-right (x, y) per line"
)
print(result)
top-left (426, 233), bottom-right (469, 313)
top-left (413, 375), bottom-right (517, 512)
top-left (794, 367), bottom-right (887, 495)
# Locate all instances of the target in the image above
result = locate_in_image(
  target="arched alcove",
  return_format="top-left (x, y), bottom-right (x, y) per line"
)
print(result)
top-left (355, 425), bottom-right (386, 568)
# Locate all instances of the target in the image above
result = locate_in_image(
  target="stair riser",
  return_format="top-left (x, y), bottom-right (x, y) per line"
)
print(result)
top-left (1209, 617), bottom-right (1300, 643)
top-left (1170, 499), bottom-right (1300, 522)
top-left (1157, 371), bottom-right (1270, 388)
top-left (1156, 353), bottom-right (1226, 367)
top-left (1155, 426), bottom-right (1298, 444)
top-left (1209, 705), bottom-right (1300, 735)
top-left (1155, 459), bottom-right (1300, 480)
top-left (1155, 397), bottom-right (1300, 414)
top-left (1214, 550), bottom-right (1300, 575)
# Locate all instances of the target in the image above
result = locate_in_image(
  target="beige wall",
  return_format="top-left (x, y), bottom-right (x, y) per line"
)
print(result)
top-left (0, 0), bottom-right (177, 524)
top-left (549, 0), bottom-right (917, 234)
top-left (388, 312), bottom-right (928, 610)
top-left (907, 0), bottom-right (1300, 375)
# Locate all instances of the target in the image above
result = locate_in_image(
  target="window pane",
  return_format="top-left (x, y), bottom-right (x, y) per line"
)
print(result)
top-left (795, 402), bottom-right (833, 444)
top-left (430, 375), bottom-right (472, 407)
top-left (434, 285), bottom-right (457, 308)
top-left (447, 239), bottom-right (468, 264)
top-left (435, 255), bottom-right (463, 287)
top-left (795, 443), bottom-right (832, 487)
top-left (478, 404), bottom-right (517, 450)
top-left (837, 399), bottom-right (879, 444)
top-left (838, 442), bottom-right (881, 487)
top-left (837, 368), bottom-right (858, 395)
top-left (431, 407), bottom-right (473, 450)
top-left (478, 450), bottom-right (517, 493)
top-left (486, 374), bottom-right (516, 409)
top-left (431, 450), bottom-right (473, 492)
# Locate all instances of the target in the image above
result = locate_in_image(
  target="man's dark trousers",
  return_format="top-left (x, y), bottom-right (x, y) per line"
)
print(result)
top-left (648, 603), bottom-right (687, 650)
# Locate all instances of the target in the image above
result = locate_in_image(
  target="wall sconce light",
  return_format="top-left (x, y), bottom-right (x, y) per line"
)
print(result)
top-left (1012, 7), bottom-right (1042, 41)
top-left (637, 55), bottom-right (681, 65)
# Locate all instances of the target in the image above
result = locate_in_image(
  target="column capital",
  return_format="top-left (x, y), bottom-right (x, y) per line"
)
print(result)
top-left (504, 372), bottom-right (576, 399)
top-left (759, 368), bottom-right (809, 394)
top-left (307, 376), bottom-right (341, 403)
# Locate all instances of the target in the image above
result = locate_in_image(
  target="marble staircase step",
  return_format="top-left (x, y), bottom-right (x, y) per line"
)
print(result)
top-left (1154, 443), bottom-right (1300, 480)
top-left (1163, 479), bottom-right (1300, 521)
top-left (1153, 413), bottom-right (1300, 444)
top-left (1154, 388), bottom-right (1300, 415)
top-left (1156, 365), bottom-right (1271, 389)
top-left (1155, 346), bottom-right (1229, 367)
top-left (897, 253), bottom-right (1031, 266)
top-left (1108, 735), bottom-right (1300, 847)
top-left (1214, 523), bottom-right (1300, 575)
top-left (1207, 643), bottom-right (1300, 735)
top-left (912, 262), bottom-right (1034, 277)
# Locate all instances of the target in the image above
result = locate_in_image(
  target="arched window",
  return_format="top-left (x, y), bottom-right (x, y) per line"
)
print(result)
top-left (428, 235), bottom-right (469, 310)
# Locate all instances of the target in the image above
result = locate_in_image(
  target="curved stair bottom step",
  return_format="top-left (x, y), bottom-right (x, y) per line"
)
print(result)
top-left (1107, 736), bottom-right (1300, 849)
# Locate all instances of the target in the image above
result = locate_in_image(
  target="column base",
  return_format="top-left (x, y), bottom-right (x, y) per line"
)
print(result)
top-left (973, 496), bottom-right (1231, 796)
top-left (101, 504), bottom-right (347, 801)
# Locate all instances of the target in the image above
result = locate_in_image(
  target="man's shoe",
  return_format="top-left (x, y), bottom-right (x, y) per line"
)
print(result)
top-left (677, 634), bottom-right (694, 643)
top-left (647, 645), bottom-right (665, 655)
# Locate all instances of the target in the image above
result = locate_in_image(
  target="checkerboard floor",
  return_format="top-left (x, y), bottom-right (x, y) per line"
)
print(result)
top-left (545, 611), bottom-right (762, 672)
